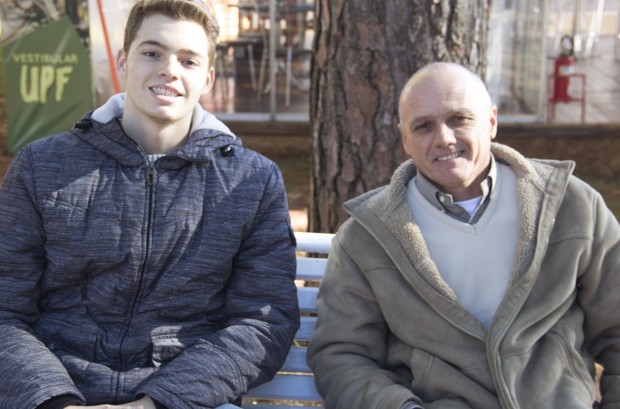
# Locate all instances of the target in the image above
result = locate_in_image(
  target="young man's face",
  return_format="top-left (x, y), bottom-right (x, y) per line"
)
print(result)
top-left (117, 14), bottom-right (214, 127)
top-left (399, 68), bottom-right (497, 201)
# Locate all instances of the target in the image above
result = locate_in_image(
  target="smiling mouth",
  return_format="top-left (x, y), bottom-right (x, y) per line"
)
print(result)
top-left (437, 151), bottom-right (463, 162)
top-left (150, 87), bottom-right (179, 97)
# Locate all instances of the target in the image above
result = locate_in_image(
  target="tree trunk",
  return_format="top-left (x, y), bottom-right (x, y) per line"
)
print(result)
top-left (309, 0), bottom-right (488, 233)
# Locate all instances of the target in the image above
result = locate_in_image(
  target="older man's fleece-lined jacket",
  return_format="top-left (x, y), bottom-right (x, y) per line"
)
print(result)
top-left (0, 98), bottom-right (299, 409)
top-left (308, 143), bottom-right (620, 409)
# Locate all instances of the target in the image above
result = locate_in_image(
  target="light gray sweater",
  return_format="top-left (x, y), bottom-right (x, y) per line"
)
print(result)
top-left (406, 163), bottom-right (519, 330)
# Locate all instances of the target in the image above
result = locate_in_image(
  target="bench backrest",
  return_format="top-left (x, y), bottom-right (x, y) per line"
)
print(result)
top-left (241, 231), bottom-right (333, 409)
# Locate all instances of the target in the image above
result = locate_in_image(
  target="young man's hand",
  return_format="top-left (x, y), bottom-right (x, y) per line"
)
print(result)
top-left (65, 396), bottom-right (156, 409)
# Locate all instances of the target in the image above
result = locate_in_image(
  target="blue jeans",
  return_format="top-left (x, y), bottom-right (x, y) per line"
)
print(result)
top-left (216, 405), bottom-right (242, 409)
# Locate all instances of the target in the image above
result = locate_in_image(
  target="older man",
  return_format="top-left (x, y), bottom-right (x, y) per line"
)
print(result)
top-left (307, 62), bottom-right (620, 409)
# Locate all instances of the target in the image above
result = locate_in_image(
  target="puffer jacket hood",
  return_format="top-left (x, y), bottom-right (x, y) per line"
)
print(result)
top-left (72, 93), bottom-right (240, 166)
top-left (91, 93), bottom-right (235, 138)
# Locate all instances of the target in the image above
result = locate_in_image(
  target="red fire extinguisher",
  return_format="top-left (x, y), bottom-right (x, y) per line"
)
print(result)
top-left (552, 36), bottom-right (575, 102)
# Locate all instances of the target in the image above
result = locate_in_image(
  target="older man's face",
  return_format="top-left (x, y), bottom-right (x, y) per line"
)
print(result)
top-left (399, 69), bottom-right (497, 201)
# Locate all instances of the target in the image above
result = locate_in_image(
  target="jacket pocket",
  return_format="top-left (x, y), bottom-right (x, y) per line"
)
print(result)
top-left (150, 324), bottom-right (221, 367)
top-left (549, 326), bottom-right (594, 384)
top-left (151, 333), bottom-right (186, 367)
top-left (409, 348), bottom-right (497, 409)
top-left (498, 325), bottom-right (595, 407)
top-left (546, 325), bottom-right (596, 394)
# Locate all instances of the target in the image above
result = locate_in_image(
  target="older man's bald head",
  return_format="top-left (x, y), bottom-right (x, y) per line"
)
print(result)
top-left (398, 63), bottom-right (492, 120)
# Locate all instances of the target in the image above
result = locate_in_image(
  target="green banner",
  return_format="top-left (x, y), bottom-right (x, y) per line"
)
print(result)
top-left (3, 16), bottom-right (92, 153)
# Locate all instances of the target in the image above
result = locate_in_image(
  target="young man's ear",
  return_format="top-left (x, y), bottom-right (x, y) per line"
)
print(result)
top-left (116, 49), bottom-right (127, 78)
top-left (202, 66), bottom-right (215, 95)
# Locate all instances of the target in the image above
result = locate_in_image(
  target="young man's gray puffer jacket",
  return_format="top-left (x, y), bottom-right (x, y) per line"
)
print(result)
top-left (0, 95), bottom-right (299, 409)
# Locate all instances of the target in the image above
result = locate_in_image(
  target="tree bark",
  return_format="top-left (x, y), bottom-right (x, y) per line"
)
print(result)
top-left (309, 0), bottom-right (488, 233)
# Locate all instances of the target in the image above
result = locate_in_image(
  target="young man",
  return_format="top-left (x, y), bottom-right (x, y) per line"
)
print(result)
top-left (0, 1), bottom-right (299, 408)
top-left (307, 62), bottom-right (620, 408)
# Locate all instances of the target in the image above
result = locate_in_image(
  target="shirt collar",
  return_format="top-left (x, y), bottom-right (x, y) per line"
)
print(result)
top-left (414, 155), bottom-right (497, 215)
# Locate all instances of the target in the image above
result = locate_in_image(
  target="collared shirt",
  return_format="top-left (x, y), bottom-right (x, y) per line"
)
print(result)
top-left (414, 156), bottom-right (497, 224)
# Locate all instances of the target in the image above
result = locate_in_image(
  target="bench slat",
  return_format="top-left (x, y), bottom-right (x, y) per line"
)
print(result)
top-left (245, 374), bottom-right (320, 402)
top-left (296, 257), bottom-right (327, 281)
top-left (296, 316), bottom-right (316, 340)
top-left (297, 287), bottom-right (318, 313)
top-left (295, 232), bottom-right (334, 254)
top-left (280, 346), bottom-right (310, 373)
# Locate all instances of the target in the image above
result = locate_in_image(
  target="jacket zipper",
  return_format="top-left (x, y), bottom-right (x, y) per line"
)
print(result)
top-left (117, 164), bottom-right (157, 376)
top-left (147, 166), bottom-right (157, 186)
top-left (490, 325), bottom-right (513, 409)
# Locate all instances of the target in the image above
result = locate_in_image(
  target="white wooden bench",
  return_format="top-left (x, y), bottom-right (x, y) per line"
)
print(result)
top-left (241, 231), bottom-right (334, 409)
